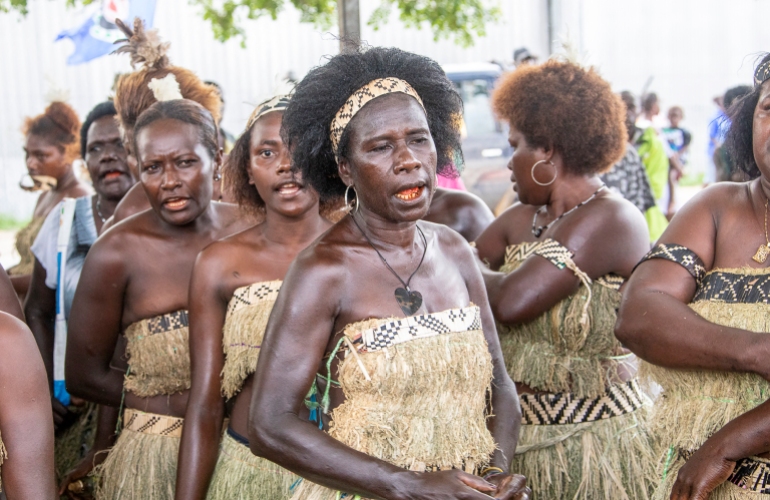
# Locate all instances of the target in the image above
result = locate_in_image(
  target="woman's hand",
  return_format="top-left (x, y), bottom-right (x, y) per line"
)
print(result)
top-left (670, 448), bottom-right (735, 500)
top-left (486, 473), bottom-right (531, 500)
top-left (58, 448), bottom-right (104, 499)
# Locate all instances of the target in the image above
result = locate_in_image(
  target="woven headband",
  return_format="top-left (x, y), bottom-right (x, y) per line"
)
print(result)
top-left (330, 78), bottom-right (425, 154)
top-left (756, 60), bottom-right (770, 87)
top-left (246, 95), bottom-right (291, 130)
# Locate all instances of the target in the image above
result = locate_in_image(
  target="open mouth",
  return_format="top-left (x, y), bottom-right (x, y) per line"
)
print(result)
top-left (101, 170), bottom-right (125, 181)
top-left (275, 181), bottom-right (303, 197)
top-left (163, 197), bottom-right (189, 211)
top-left (395, 185), bottom-right (425, 202)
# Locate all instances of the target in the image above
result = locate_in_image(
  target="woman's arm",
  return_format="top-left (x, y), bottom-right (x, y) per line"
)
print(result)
top-left (249, 251), bottom-right (499, 500)
top-left (456, 236), bottom-right (529, 498)
top-left (65, 235), bottom-right (128, 406)
top-left (0, 265), bottom-right (23, 321)
top-left (475, 209), bottom-right (514, 270)
top-left (615, 189), bottom-right (770, 377)
top-left (670, 399), bottom-right (770, 500)
top-left (175, 250), bottom-right (229, 500)
top-left (0, 312), bottom-right (56, 499)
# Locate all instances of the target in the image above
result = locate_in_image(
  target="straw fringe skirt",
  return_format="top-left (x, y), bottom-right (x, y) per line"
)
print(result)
top-left (208, 431), bottom-right (297, 500)
top-left (513, 408), bottom-right (656, 500)
top-left (95, 410), bottom-right (182, 500)
top-left (55, 402), bottom-right (98, 480)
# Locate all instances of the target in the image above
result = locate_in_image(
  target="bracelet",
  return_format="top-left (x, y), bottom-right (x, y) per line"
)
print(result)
top-left (480, 466), bottom-right (505, 479)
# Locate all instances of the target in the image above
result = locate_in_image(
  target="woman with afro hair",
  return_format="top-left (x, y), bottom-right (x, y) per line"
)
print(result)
top-left (248, 46), bottom-right (530, 500)
top-left (10, 101), bottom-right (92, 297)
top-left (617, 53), bottom-right (770, 500)
top-left (474, 60), bottom-right (655, 499)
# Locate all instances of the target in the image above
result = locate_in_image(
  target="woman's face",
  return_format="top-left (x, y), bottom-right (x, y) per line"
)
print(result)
top-left (135, 118), bottom-right (218, 225)
top-left (507, 125), bottom-right (551, 206)
top-left (754, 82), bottom-right (770, 178)
top-left (23, 134), bottom-right (69, 180)
top-left (340, 93), bottom-right (437, 222)
top-left (249, 111), bottom-right (319, 216)
top-left (85, 116), bottom-right (134, 202)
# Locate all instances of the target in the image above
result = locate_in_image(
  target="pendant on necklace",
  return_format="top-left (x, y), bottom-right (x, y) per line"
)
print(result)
top-left (395, 287), bottom-right (422, 316)
top-left (753, 243), bottom-right (770, 264)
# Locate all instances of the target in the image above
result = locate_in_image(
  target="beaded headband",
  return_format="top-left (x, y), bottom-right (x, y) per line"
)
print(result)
top-left (329, 78), bottom-right (425, 155)
top-left (246, 95), bottom-right (291, 131)
top-left (755, 60), bottom-right (770, 87)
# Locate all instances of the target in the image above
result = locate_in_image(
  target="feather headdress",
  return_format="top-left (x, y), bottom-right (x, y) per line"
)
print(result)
top-left (113, 18), bottom-right (170, 71)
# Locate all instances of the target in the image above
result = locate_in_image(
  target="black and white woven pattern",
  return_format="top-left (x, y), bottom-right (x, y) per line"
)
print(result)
top-left (329, 78), bottom-right (425, 154)
top-left (639, 243), bottom-right (707, 284)
top-left (520, 380), bottom-right (647, 425)
top-left (357, 306), bottom-right (481, 352)
top-left (728, 456), bottom-right (770, 493)
top-left (227, 280), bottom-right (282, 316)
top-left (693, 270), bottom-right (770, 304)
top-left (146, 310), bottom-right (189, 335)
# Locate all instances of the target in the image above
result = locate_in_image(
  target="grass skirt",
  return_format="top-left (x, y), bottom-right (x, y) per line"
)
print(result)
top-left (95, 423), bottom-right (180, 499)
top-left (208, 431), bottom-right (297, 499)
top-left (55, 402), bottom-right (98, 481)
top-left (513, 408), bottom-right (656, 500)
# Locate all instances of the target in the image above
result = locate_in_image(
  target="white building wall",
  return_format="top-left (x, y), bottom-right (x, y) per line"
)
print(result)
top-left (1, 0), bottom-right (769, 220)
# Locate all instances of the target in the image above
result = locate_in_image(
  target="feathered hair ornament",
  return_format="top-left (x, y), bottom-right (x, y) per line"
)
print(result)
top-left (148, 74), bottom-right (183, 101)
top-left (113, 17), bottom-right (170, 71)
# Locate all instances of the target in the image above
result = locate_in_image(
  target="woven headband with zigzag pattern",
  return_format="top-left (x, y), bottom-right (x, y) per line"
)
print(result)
top-left (756, 60), bottom-right (770, 87)
top-left (246, 95), bottom-right (291, 131)
top-left (330, 78), bottom-right (425, 155)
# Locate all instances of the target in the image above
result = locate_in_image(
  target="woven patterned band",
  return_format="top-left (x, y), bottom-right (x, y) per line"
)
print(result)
top-left (756, 61), bottom-right (770, 87)
top-left (123, 408), bottom-right (184, 438)
top-left (520, 379), bottom-right (647, 425)
top-left (330, 78), bottom-right (425, 155)
top-left (246, 95), bottom-right (291, 131)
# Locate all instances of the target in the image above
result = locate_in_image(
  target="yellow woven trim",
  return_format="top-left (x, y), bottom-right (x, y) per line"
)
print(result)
top-left (330, 78), bottom-right (425, 154)
top-left (123, 409), bottom-right (184, 438)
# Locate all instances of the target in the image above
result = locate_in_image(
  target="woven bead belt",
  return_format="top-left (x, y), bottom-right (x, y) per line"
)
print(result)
top-left (727, 457), bottom-right (770, 493)
top-left (123, 408), bottom-right (184, 438)
top-left (520, 379), bottom-right (647, 425)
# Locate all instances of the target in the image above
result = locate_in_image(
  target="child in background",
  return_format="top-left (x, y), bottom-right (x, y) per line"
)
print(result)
top-left (662, 106), bottom-right (691, 218)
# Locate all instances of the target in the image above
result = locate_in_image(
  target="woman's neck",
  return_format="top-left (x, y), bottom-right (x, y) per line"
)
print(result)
top-left (352, 208), bottom-right (418, 250)
top-left (54, 167), bottom-right (78, 193)
top-left (262, 207), bottom-right (328, 248)
top-left (543, 175), bottom-right (604, 220)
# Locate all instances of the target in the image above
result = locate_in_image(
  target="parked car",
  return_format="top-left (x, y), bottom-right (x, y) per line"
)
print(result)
top-left (443, 62), bottom-right (513, 209)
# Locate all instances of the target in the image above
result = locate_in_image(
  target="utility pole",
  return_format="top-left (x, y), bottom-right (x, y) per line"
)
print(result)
top-left (337, 0), bottom-right (360, 53)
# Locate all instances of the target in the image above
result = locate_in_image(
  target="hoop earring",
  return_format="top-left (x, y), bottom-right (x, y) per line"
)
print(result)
top-left (213, 168), bottom-right (222, 182)
top-left (344, 184), bottom-right (359, 213)
top-left (531, 160), bottom-right (557, 186)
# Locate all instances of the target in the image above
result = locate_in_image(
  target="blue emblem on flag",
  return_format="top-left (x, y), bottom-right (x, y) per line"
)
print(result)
top-left (56, 0), bottom-right (157, 65)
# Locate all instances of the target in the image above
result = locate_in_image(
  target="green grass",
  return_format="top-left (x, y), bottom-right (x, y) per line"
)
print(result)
top-left (0, 214), bottom-right (30, 231)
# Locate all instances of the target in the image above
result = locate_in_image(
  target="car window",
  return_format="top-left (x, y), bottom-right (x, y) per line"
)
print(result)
top-left (453, 78), bottom-right (501, 137)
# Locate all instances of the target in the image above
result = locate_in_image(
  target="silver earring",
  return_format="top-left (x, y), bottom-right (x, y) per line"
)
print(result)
top-left (213, 169), bottom-right (222, 181)
top-left (531, 160), bottom-right (557, 186)
top-left (344, 184), bottom-right (359, 213)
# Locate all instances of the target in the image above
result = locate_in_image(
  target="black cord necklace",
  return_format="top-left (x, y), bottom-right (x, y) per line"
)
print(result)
top-left (531, 185), bottom-right (606, 238)
top-left (351, 214), bottom-right (428, 316)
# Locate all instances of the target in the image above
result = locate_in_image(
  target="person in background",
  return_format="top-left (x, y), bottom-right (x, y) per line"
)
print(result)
top-left (10, 101), bottom-right (92, 298)
top-left (513, 47), bottom-right (538, 67)
top-left (622, 91), bottom-right (669, 242)
top-left (706, 95), bottom-right (730, 185)
top-left (25, 100), bottom-right (135, 495)
top-left (714, 85), bottom-right (752, 182)
top-left (424, 185), bottom-right (494, 242)
top-left (662, 106), bottom-right (692, 217)
top-left (638, 92), bottom-right (681, 217)
top-left (203, 81), bottom-right (236, 152)
top-left (616, 52), bottom-right (770, 500)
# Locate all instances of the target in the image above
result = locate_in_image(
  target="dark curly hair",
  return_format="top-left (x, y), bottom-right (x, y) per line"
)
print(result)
top-left (23, 101), bottom-right (81, 163)
top-left (80, 101), bottom-right (117, 157)
top-left (725, 54), bottom-right (770, 180)
top-left (281, 46), bottom-right (463, 200)
top-left (133, 99), bottom-right (219, 163)
top-left (492, 60), bottom-right (627, 175)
